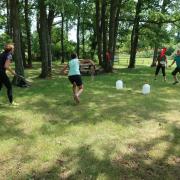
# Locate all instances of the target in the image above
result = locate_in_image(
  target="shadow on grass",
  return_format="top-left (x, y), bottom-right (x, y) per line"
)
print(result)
top-left (0, 115), bottom-right (27, 140)
top-left (21, 125), bottom-right (180, 179)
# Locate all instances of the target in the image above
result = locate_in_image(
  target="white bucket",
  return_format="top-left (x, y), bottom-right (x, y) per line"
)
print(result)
top-left (142, 84), bottom-right (150, 94)
top-left (116, 80), bottom-right (123, 89)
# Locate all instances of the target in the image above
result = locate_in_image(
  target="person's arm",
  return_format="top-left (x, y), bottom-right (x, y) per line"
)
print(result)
top-left (165, 56), bottom-right (167, 64)
top-left (165, 56), bottom-right (168, 67)
top-left (60, 64), bottom-right (68, 74)
top-left (169, 60), bottom-right (175, 67)
top-left (4, 59), bottom-right (16, 76)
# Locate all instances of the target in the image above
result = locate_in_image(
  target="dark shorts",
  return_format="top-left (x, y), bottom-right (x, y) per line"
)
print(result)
top-left (155, 65), bottom-right (166, 76)
top-left (172, 67), bottom-right (180, 76)
top-left (68, 75), bottom-right (83, 86)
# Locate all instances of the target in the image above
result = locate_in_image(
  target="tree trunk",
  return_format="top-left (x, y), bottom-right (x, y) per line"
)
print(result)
top-left (82, 16), bottom-right (85, 58)
top-left (108, 0), bottom-right (119, 71)
top-left (9, 0), bottom-right (24, 77)
top-left (61, 12), bottom-right (65, 63)
top-left (112, 0), bottom-right (122, 63)
top-left (77, 10), bottom-right (80, 57)
top-left (6, 0), bottom-right (12, 37)
top-left (128, 0), bottom-right (142, 68)
top-left (95, 0), bottom-right (103, 65)
top-left (47, 7), bottom-right (55, 75)
top-left (151, 43), bottom-right (158, 67)
top-left (38, 0), bottom-right (49, 78)
top-left (102, 0), bottom-right (108, 72)
top-left (24, 0), bottom-right (32, 68)
top-left (20, 31), bottom-right (27, 68)
top-left (151, 0), bottom-right (167, 67)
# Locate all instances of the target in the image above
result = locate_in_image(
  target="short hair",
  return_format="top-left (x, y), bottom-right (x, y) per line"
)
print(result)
top-left (4, 44), bottom-right (14, 52)
top-left (71, 53), bottom-right (77, 59)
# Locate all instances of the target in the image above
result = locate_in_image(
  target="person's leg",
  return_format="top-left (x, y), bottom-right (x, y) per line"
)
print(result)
top-left (155, 65), bottom-right (160, 80)
top-left (162, 66), bottom-right (166, 81)
top-left (76, 85), bottom-right (84, 97)
top-left (73, 75), bottom-right (83, 103)
top-left (3, 74), bottom-right (13, 103)
top-left (72, 82), bottom-right (77, 95)
top-left (172, 68), bottom-right (179, 84)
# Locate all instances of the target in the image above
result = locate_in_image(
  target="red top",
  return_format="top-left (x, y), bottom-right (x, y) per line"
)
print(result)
top-left (160, 48), bottom-right (167, 58)
top-left (106, 51), bottom-right (111, 62)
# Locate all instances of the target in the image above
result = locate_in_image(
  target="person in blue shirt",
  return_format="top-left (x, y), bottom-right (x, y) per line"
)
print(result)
top-left (0, 44), bottom-right (18, 105)
top-left (169, 50), bottom-right (180, 85)
top-left (61, 53), bottom-right (83, 103)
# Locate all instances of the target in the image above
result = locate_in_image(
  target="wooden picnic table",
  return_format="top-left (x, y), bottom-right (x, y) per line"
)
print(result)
top-left (79, 59), bottom-right (96, 75)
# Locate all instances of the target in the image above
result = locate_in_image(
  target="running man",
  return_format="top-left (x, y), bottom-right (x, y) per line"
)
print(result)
top-left (169, 50), bottom-right (180, 85)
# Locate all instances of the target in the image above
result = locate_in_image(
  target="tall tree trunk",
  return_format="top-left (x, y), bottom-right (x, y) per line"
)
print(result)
top-left (102, 0), bottom-right (108, 71)
top-left (108, 0), bottom-right (119, 71)
top-left (95, 0), bottom-right (103, 65)
top-left (82, 16), bottom-right (85, 58)
top-left (128, 0), bottom-right (142, 68)
top-left (6, 0), bottom-right (12, 37)
top-left (38, 0), bottom-right (49, 78)
top-left (61, 12), bottom-right (65, 63)
top-left (112, 0), bottom-right (122, 62)
top-left (47, 6), bottom-right (55, 74)
top-left (20, 31), bottom-right (27, 68)
top-left (9, 0), bottom-right (24, 77)
top-left (151, 43), bottom-right (159, 67)
top-left (151, 0), bottom-right (168, 67)
top-left (77, 10), bottom-right (80, 57)
top-left (24, 0), bottom-right (32, 68)
top-left (47, 32), bottom-right (52, 75)
top-left (65, 19), bottom-right (69, 41)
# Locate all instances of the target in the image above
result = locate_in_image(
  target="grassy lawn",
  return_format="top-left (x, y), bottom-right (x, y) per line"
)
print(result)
top-left (0, 59), bottom-right (179, 179)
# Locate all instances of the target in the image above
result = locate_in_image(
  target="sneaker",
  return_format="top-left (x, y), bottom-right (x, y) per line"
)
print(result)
top-left (173, 81), bottom-right (179, 85)
top-left (10, 102), bottom-right (19, 106)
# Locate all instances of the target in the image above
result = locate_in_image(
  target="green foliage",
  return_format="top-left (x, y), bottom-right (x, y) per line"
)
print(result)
top-left (166, 46), bottom-right (175, 56)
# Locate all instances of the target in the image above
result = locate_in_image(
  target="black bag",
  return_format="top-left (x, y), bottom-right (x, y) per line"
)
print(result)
top-left (12, 75), bottom-right (30, 87)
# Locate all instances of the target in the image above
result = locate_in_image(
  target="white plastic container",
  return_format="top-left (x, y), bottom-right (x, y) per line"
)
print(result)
top-left (142, 84), bottom-right (150, 94)
top-left (116, 80), bottom-right (123, 89)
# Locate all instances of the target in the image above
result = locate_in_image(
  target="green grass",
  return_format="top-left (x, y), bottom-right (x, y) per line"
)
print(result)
top-left (0, 60), bottom-right (179, 180)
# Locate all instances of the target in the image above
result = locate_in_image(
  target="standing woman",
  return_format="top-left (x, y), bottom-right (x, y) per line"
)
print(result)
top-left (61, 53), bottom-right (83, 103)
top-left (0, 44), bottom-right (17, 105)
top-left (154, 48), bottom-right (167, 81)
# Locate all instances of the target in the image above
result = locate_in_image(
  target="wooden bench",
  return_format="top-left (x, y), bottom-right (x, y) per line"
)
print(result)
top-left (79, 59), bottom-right (97, 75)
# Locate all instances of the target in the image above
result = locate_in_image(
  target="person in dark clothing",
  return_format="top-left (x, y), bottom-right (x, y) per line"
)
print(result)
top-left (154, 48), bottom-right (167, 81)
top-left (0, 44), bottom-right (17, 105)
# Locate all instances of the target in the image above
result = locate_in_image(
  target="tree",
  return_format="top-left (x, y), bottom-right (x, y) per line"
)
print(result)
top-left (128, 0), bottom-right (142, 68)
top-left (9, 0), bottom-right (24, 77)
top-left (24, 0), bottom-right (32, 68)
top-left (38, 0), bottom-right (49, 78)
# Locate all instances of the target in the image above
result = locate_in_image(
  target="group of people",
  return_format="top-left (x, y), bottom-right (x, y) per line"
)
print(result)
top-left (154, 48), bottom-right (180, 84)
top-left (0, 43), bottom-right (180, 105)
